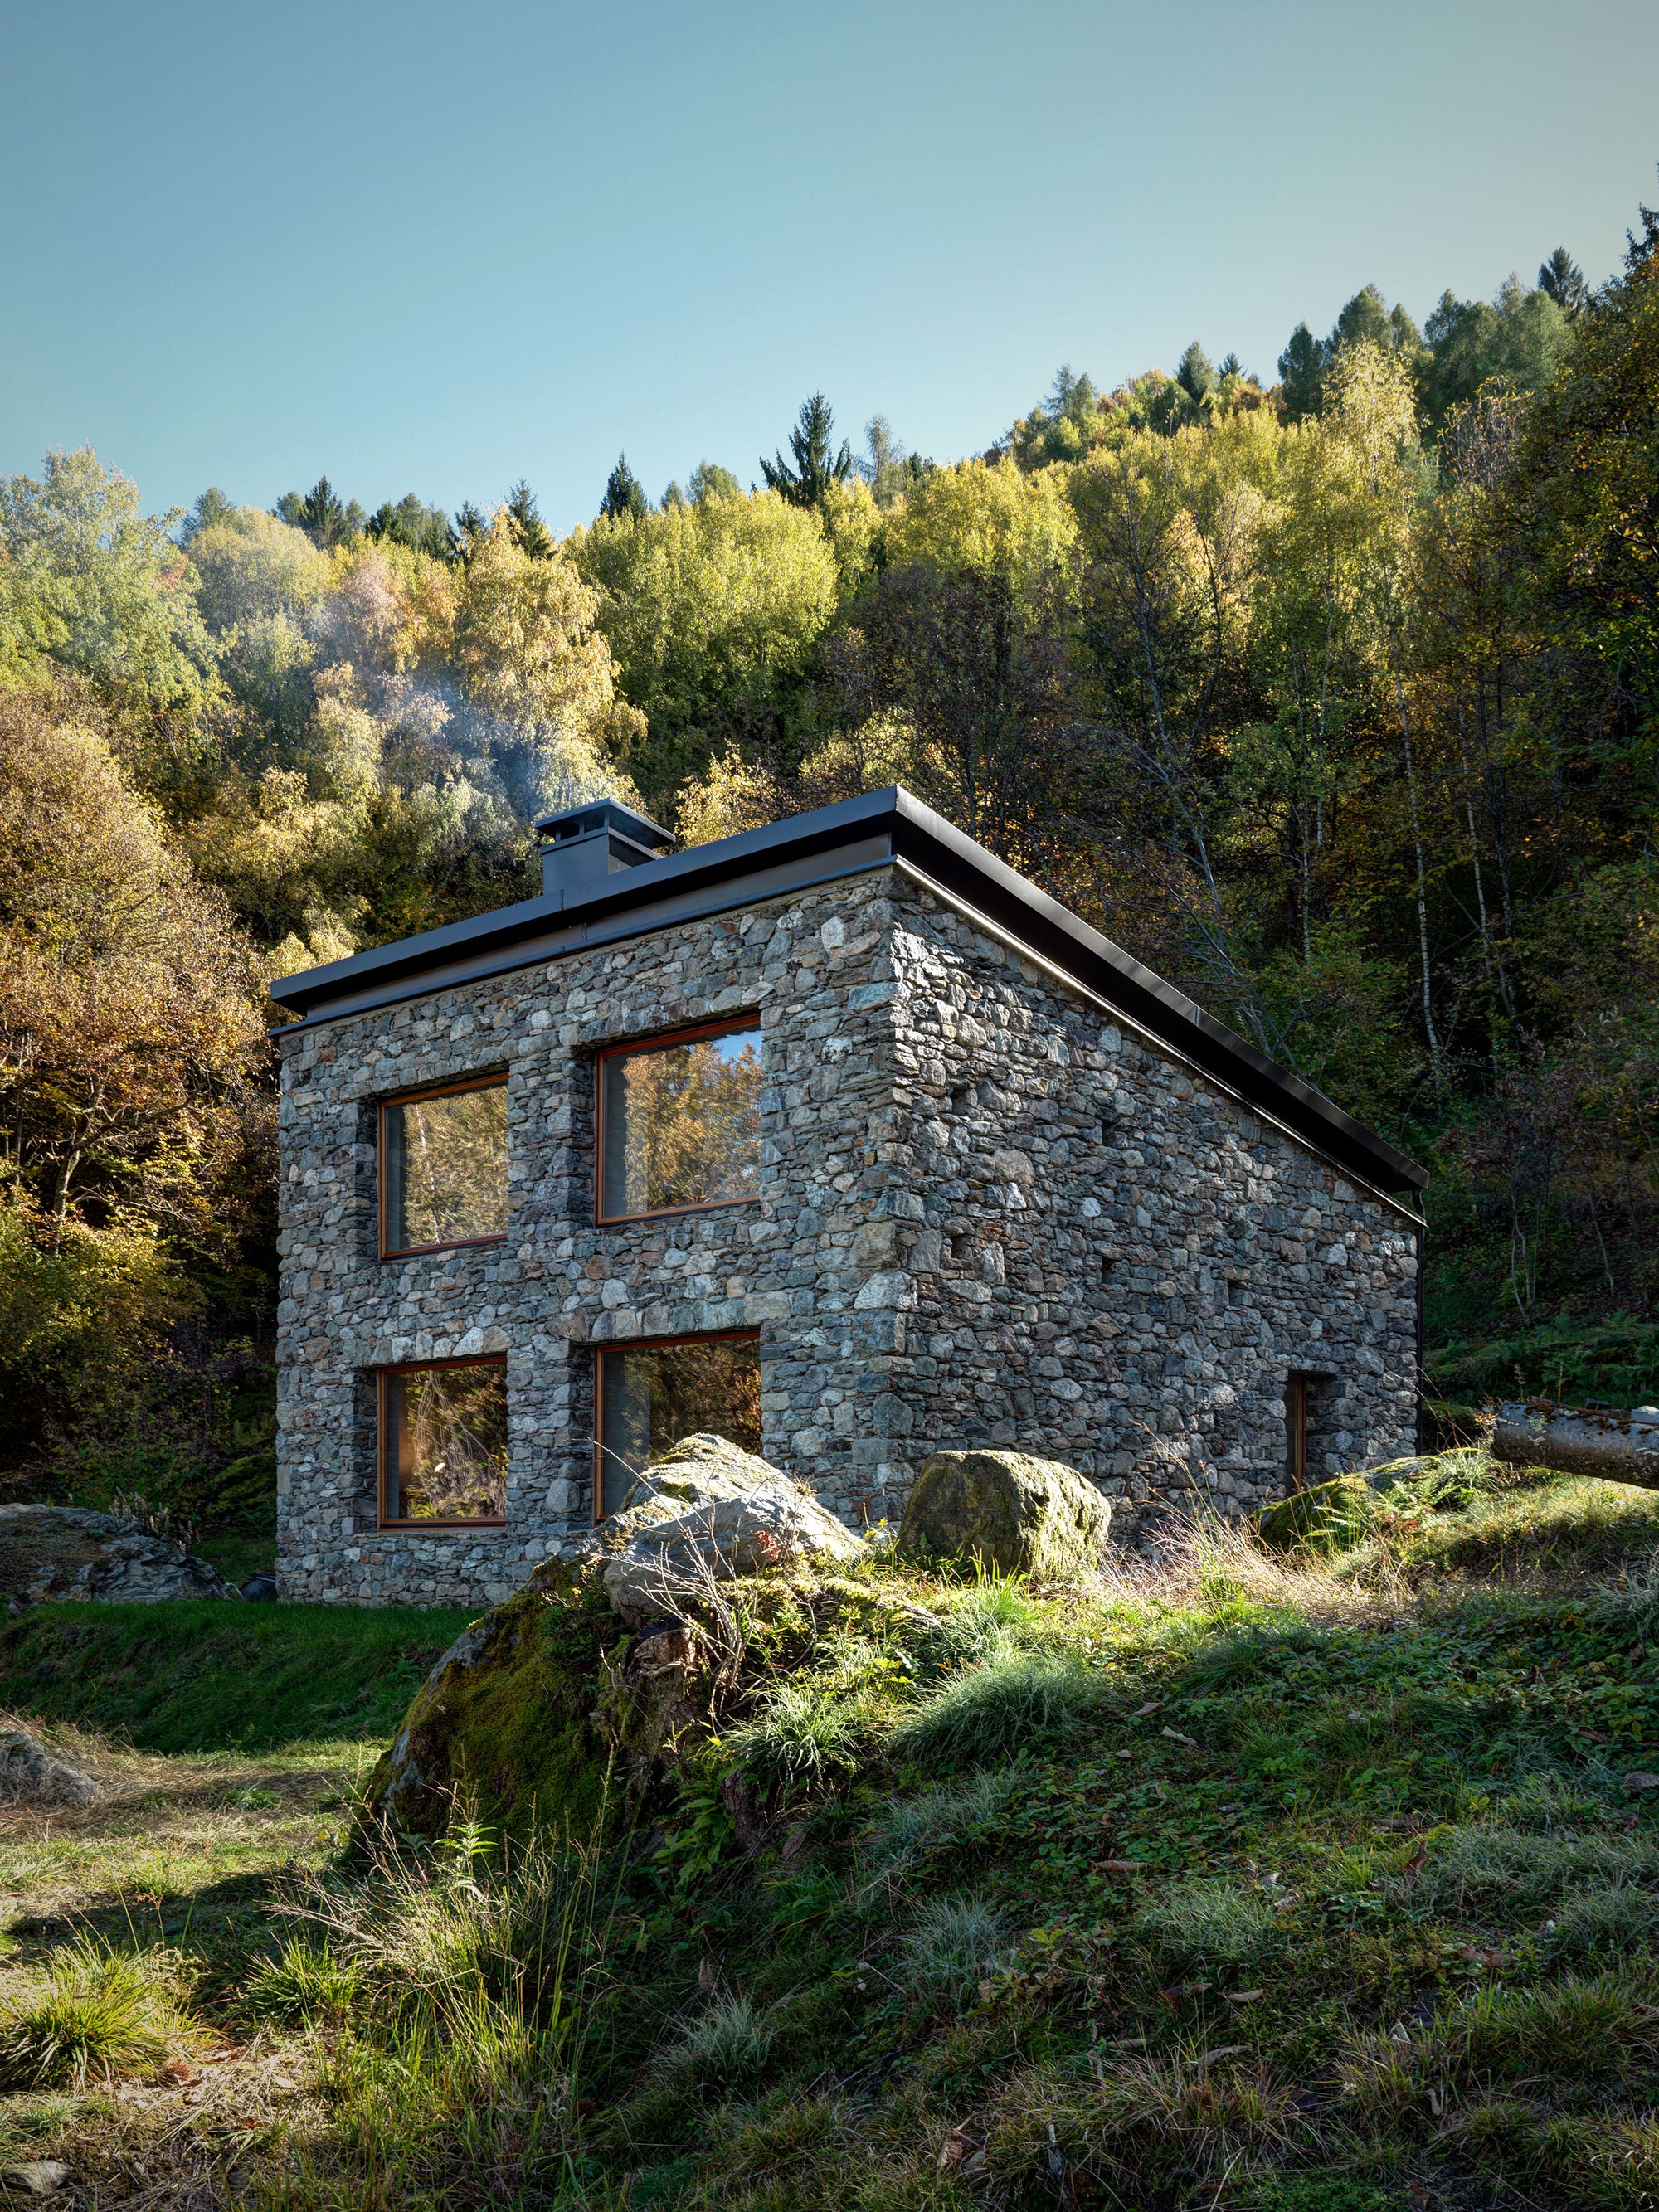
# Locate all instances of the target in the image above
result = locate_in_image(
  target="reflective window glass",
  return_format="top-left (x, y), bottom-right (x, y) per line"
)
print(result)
top-left (599, 1024), bottom-right (761, 1221)
top-left (381, 1360), bottom-right (508, 1524)
top-left (382, 1081), bottom-right (508, 1254)
top-left (595, 1334), bottom-right (761, 1520)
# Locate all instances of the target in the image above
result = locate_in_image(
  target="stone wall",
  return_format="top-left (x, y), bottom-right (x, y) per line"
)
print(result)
top-left (865, 883), bottom-right (1421, 1541)
top-left (276, 872), bottom-right (907, 1605)
top-left (275, 865), bottom-right (1419, 1605)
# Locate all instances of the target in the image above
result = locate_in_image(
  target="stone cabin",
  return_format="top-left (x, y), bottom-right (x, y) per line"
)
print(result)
top-left (270, 787), bottom-right (1427, 1607)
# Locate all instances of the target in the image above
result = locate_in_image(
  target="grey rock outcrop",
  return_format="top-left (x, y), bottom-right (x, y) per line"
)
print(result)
top-left (898, 1448), bottom-right (1113, 1578)
top-left (591, 1434), bottom-right (863, 1626)
top-left (0, 2161), bottom-right (72, 2197)
top-left (0, 1505), bottom-right (231, 1609)
top-left (0, 1728), bottom-right (104, 1807)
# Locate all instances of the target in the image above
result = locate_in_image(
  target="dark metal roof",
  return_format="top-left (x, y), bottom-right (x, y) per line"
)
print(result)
top-left (269, 785), bottom-right (1427, 1194)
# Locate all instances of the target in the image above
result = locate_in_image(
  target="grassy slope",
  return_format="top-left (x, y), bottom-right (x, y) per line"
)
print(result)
top-left (550, 1468), bottom-right (1659, 2211)
top-left (4, 1466), bottom-right (1659, 2210)
top-left (0, 1601), bottom-right (474, 1752)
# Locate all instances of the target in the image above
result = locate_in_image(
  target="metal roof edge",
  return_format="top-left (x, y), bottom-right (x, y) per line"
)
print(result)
top-left (267, 783), bottom-right (1426, 1194)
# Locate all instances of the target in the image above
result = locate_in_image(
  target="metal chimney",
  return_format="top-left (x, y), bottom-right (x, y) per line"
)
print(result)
top-left (533, 799), bottom-right (675, 905)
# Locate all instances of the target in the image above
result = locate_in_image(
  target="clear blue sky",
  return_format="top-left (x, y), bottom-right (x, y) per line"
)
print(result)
top-left (3, 0), bottom-right (1656, 532)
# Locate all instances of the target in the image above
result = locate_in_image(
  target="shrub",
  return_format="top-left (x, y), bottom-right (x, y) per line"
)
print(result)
top-left (868, 1767), bottom-right (1023, 1869)
top-left (0, 1939), bottom-right (199, 2089)
top-left (654, 1993), bottom-right (775, 2097)
top-left (928, 1578), bottom-right (1039, 1670)
top-left (723, 1680), bottom-right (863, 1798)
top-left (1134, 1879), bottom-right (1280, 1970)
top-left (898, 1895), bottom-right (1008, 2010)
top-left (888, 1658), bottom-right (1102, 1768)
top-left (245, 1937), bottom-right (362, 2025)
top-left (0, 1200), bottom-right (198, 1463)
top-left (1401, 1825), bottom-right (1659, 1921)
top-left (1541, 1882), bottom-right (1659, 1962)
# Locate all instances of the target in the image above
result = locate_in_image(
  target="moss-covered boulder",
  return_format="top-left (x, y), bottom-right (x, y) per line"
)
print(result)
top-left (1255, 1475), bottom-right (1376, 1558)
top-left (366, 1559), bottom-right (620, 1839)
top-left (897, 1449), bottom-right (1112, 1578)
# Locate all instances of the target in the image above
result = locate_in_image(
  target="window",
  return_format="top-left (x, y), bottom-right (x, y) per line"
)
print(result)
top-left (379, 1358), bottom-right (508, 1526)
top-left (594, 1332), bottom-right (761, 1521)
top-left (596, 1020), bottom-right (761, 1223)
top-left (1284, 1370), bottom-right (1329, 1493)
top-left (1284, 1373), bottom-right (1309, 1492)
top-left (381, 1077), bottom-right (508, 1257)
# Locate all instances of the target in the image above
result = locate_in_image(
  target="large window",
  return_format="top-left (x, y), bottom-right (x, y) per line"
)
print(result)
top-left (594, 1331), bottom-right (761, 1521)
top-left (381, 1077), bottom-right (508, 1257)
top-left (596, 1020), bottom-right (761, 1223)
top-left (379, 1358), bottom-right (508, 1526)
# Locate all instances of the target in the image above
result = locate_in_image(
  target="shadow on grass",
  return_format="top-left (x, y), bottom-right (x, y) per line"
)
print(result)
top-left (0, 1600), bottom-right (476, 1754)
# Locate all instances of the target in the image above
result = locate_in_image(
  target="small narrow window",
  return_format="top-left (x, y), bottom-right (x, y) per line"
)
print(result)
top-left (1228, 1280), bottom-right (1250, 1308)
top-left (594, 1331), bottom-right (761, 1521)
top-left (596, 1020), bottom-right (761, 1223)
top-left (379, 1358), bottom-right (508, 1527)
top-left (381, 1077), bottom-right (508, 1257)
top-left (1285, 1372), bottom-right (1310, 1492)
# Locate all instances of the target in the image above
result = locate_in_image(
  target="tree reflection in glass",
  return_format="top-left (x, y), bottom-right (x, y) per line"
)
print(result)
top-left (382, 1082), bottom-right (508, 1253)
top-left (382, 1361), bottom-right (508, 1522)
top-left (600, 1026), bottom-right (761, 1220)
top-left (596, 1334), bottom-right (761, 1519)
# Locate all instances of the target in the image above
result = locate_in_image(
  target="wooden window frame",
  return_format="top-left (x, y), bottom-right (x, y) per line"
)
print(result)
top-left (377, 1353), bottom-right (508, 1531)
top-left (594, 1015), bottom-right (764, 1227)
top-left (1284, 1369), bottom-right (1331, 1494)
top-left (378, 1072), bottom-right (510, 1260)
top-left (592, 1327), bottom-right (761, 1524)
top-left (1285, 1373), bottom-right (1310, 1494)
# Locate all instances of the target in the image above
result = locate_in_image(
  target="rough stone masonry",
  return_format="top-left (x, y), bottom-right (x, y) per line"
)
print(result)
top-left (275, 847), bottom-right (1420, 1608)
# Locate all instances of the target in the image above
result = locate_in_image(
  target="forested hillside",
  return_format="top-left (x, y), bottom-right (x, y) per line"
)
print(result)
top-left (3, 203), bottom-right (1657, 1508)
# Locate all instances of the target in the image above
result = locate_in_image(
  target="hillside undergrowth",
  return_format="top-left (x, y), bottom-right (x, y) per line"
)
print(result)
top-left (5, 1460), bottom-right (1659, 2209)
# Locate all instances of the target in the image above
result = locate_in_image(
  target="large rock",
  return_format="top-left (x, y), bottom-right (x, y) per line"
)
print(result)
top-left (0, 1505), bottom-right (231, 1610)
top-left (367, 1557), bottom-right (616, 1837)
top-left (593, 1434), bottom-right (862, 1627)
top-left (1255, 1475), bottom-right (1375, 1557)
top-left (0, 1728), bottom-right (104, 1807)
top-left (898, 1450), bottom-right (1113, 1578)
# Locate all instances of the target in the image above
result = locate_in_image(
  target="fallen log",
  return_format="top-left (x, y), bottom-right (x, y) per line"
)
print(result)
top-left (1491, 1400), bottom-right (1659, 1487)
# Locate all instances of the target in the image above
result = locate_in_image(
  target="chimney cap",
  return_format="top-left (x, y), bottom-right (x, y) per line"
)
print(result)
top-left (533, 796), bottom-right (675, 853)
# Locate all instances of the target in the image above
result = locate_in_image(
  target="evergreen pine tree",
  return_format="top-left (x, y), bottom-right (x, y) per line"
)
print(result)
top-left (274, 477), bottom-right (363, 550)
top-left (1330, 284), bottom-right (1391, 353)
top-left (1538, 247), bottom-right (1588, 318)
top-left (760, 394), bottom-right (854, 508)
top-left (1277, 323), bottom-right (1328, 421)
top-left (452, 502), bottom-right (489, 560)
top-left (182, 487), bottom-right (236, 543)
top-left (1627, 173), bottom-right (1659, 272)
top-left (1175, 343), bottom-right (1215, 403)
top-left (505, 479), bottom-right (553, 557)
top-left (600, 455), bottom-right (649, 523)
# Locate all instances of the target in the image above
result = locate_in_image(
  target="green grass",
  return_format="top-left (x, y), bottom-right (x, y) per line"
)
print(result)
top-left (0, 1937), bottom-right (200, 2089)
top-left (0, 1600), bottom-right (475, 1752)
top-left (8, 1459), bottom-right (1659, 2210)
